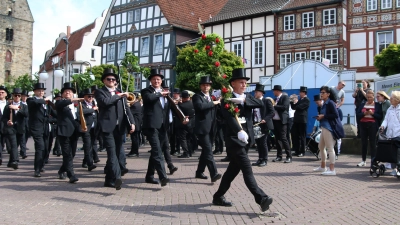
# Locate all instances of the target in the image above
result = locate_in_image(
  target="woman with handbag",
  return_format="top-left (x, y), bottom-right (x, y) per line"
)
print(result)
top-left (379, 91), bottom-right (400, 177)
top-left (356, 90), bottom-right (383, 167)
top-left (313, 86), bottom-right (344, 175)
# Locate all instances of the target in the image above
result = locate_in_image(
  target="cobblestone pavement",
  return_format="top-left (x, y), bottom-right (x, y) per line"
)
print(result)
top-left (0, 140), bottom-right (399, 225)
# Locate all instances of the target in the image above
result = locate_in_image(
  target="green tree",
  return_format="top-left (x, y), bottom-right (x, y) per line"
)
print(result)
top-left (374, 44), bottom-right (400, 77)
top-left (12, 73), bottom-right (38, 91)
top-left (90, 64), bottom-right (135, 92)
top-left (174, 33), bottom-right (244, 92)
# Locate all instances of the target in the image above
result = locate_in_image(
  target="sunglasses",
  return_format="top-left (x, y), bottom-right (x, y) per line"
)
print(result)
top-left (106, 78), bottom-right (116, 81)
top-left (87, 96), bottom-right (93, 98)
top-left (13, 95), bottom-right (21, 97)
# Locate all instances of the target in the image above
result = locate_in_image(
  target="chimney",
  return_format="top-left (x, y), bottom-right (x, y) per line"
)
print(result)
top-left (67, 26), bottom-right (71, 38)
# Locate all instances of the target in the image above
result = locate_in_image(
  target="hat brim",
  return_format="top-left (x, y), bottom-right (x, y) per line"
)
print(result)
top-left (148, 74), bottom-right (164, 80)
top-left (377, 91), bottom-right (390, 100)
top-left (102, 74), bottom-right (119, 81)
top-left (229, 77), bottom-right (250, 83)
top-left (199, 82), bottom-right (212, 85)
top-left (272, 88), bottom-right (282, 91)
top-left (61, 88), bottom-right (76, 94)
top-left (255, 89), bottom-right (265, 94)
top-left (33, 87), bottom-right (46, 91)
top-left (12, 92), bottom-right (22, 95)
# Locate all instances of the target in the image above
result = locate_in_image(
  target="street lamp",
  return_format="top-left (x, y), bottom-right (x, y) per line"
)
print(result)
top-left (79, 61), bottom-right (95, 80)
top-left (39, 59), bottom-right (52, 84)
top-left (62, 37), bottom-right (69, 82)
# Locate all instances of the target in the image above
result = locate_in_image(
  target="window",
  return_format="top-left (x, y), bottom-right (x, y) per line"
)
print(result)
top-left (280, 53), bottom-right (291, 68)
top-left (141, 37), bottom-right (149, 56)
top-left (232, 41), bottom-right (243, 57)
top-left (381, 0), bottom-right (392, 9)
top-left (284, 15), bottom-right (295, 31)
top-left (5, 28), bottom-right (13, 41)
top-left (252, 39), bottom-right (264, 66)
top-left (295, 52), bottom-right (306, 61)
top-left (154, 35), bottom-right (163, 55)
top-left (310, 50), bottom-right (321, 62)
top-left (343, 48), bottom-right (347, 66)
top-left (118, 41), bottom-right (126, 59)
top-left (5, 70), bottom-right (11, 82)
top-left (73, 68), bottom-right (79, 74)
top-left (302, 12), bottom-right (314, 28)
top-left (91, 49), bottom-right (95, 59)
top-left (377, 31), bottom-right (393, 54)
top-left (323, 9), bottom-right (336, 25)
top-left (107, 43), bottom-right (115, 61)
top-left (128, 11), bottom-right (134, 23)
top-left (397, 0), bottom-right (400, 7)
top-left (5, 50), bottom-right (12, 62)
top-left (134, 72), bottom-right (141, 91)
top-left (367, 0), bottom-right (377, 10)
top-left (325, 48), bottom-right (338, 64)
top-left (135, 9), bottom-right (141, 21)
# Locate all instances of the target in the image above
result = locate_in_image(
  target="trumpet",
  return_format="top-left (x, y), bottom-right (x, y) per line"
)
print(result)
top-left (127, 92), bottom-right (141, 106)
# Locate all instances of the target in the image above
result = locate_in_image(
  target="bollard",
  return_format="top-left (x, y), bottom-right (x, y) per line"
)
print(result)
top-left (347, 114), bottom-right (350, 125)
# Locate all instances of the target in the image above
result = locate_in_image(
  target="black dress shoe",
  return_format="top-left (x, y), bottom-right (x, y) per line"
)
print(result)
top-left (213, 150), bottom-right (222, 155)
top-left (127, 153), bottom-right (139, 158)
top-left (212, 196), bottom-right (233, 207)
top-left (69, 176), bottom-right (79, 183)
top-left (115, 178), bottom-right (122, 190)
top-left (220, 157), bottom-right (230, 162)
top-left (104, 181), bottom-right (115, 188)
top-left (34, 171), bottom-right (41, 177)
top-left (252, 159), bottom-right (262, 166)
top-left (82, 163), bottom-right (88, 168)
top-left (211, 173), bottom-right (222, 182)
top-left (171, 152), bottom-right (179, 156)
top-left (160, 178), bottom-right (170, 187)
top-left (178, 153), bottom-right (190, 158)
top-left (7, 163), bottom-right (18, 170)
top-left (58, 171), bottom-right (66, 180)
top-left (88, 165), bottom-right (97, 171)
top-left (94, 159), bottom-right (100, 163)
top-left (195, 173), bottom-right (208, 179)
top-left (260, 196), bottom-right (273, 212)
top-left (21, 155), bottom-right (28, 159)
top-left (44, 159), bottom-right (49, 164)
top-left (145, 177), bottom-right (159, 184)
top-left (272, 157), bottom-right (282, 162)
top-left (0, 158), bottom-right (2, 166)
top-left (121, 168), bottom-right (129, 176)
top-left (284, 158), bottom-right (292, 163)
top-left (52, 152), bottom-right (57, 155)
top-left (258, 160), bottom-right (267, 167)
top-left (169, 166), bottom-right (178, 175)
top-left (57, 152), bottom-right (61, 157)
top-left (40, 168), bottom-right (45, 173)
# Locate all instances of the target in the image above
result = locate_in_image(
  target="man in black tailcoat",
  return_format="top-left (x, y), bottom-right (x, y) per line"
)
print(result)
top-left (177, 91), bottom-right (195, 158)
top-left (290, 86), bottom-right (310, 157)
top-left (127, 92), bottom-right (142, 158)
top-left (20, 90), bottom-right (30, 157)
top-left (192, 76), bottom-right (221, 183)
top-left (252, 83), bottom-right (274, 167)
top-left (212, 68), bottom-right (273, 212)
top-left (95, 68), bottom-right (135, 190)
top-left (0, 86), bottom-right (8, 166)
top-left (51, 93), bottom-right (61, 156)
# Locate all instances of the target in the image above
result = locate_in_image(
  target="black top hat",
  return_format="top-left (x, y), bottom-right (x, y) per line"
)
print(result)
top-left (21, 90), bottom-right (29, 96)
top-left (161, 81), bottom-right (169, 88)
top-left (148, 69), bottom-right (164, 80)
top-left (254, 83), bottom-right (265, 94)
top-left (300, 86), bottom-right (308, 93)
top-left (101, 68), bottom-right (119, 81)
top-left (199, 76), bottom-right (212, 84)
top-left (313, 94), bottom-right (321, 101)
top-left (173, 88), bottom-right (180, 93)
top-left (12, 88), bottom-right (22, 94)
top-left (54, 92), bottom-right (62, 98)
top-left (33, 83), bottom-right (46, 91)
top-left (91, 85), bottom-right (98, 90)
top-left (61, 82), bottom-right (76, 94)
top-left (82, 88), bottom-right (93, 96)
top-left (272, 85), bottom-right (282, 91)
top-left (229, 68), bottom-right (249, 83)
top-left (181, 91), bottom-right (190, 98)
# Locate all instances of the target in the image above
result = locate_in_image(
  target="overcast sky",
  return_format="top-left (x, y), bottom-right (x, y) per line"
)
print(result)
top-left (28, 0), bottom-right (111, 73)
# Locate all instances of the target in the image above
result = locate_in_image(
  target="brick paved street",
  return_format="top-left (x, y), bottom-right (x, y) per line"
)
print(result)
top-left (0, 139), bottom-right (399, 225)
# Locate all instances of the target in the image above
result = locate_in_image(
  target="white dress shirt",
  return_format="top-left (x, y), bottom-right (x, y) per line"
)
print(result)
top-left (272, 94), bottom-right (282, 120)
top-left (12, 101), bottom-right (20, 114)
top-left (0, 100), bottom-right (6, 114)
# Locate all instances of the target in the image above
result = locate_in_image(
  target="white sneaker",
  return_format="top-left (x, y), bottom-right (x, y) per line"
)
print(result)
top-left (390, 169), bottom-right (397, 176)
top-left (396, 171), bottom-right (400, 177)
top-left (321, 170), bottom-right (336, 176)
top-left (357, 161), bottom-right (366, 167)
top-left (313, 167), bottom-right (327, 172)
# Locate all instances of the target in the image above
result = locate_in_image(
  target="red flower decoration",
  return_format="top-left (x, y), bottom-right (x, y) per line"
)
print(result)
top-left (74, 103), bottom-right (78, 107)
top-left (224, 103), bottom-right (230, 109)
top-left (116, 91), bottom-right (121, 94)
top-left (208, 51), bottom-right (213, 57)
top-left (211, 95), bottom-right (216, 101)
top-left (221, 87), bottom-right (228, 94)
top-left (215, 61), bottom-right (220, 67)
top-left (201, 34), bottom-right (206, 40)
top-left (194, 49), bottom-right (199, 53)
top-left (222, 74), bottom-right (227, 79)
top-left (234, 107), bottom-right (239, 113)
top-left (205, 45), bottom-right (211, 50)
top-left (215, 38), bottom-right (220, 43)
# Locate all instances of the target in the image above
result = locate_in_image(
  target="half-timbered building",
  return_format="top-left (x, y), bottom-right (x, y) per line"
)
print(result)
top-left (94, 0), bottom-right (228, 90)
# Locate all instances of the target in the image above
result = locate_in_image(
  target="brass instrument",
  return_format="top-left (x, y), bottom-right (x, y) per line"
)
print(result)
top-left (74, 82), bottom-right (87, 132)
top-left (165, 94), bottom-right (185, 122)
top-left (126, 92), bottom-right (136, 106)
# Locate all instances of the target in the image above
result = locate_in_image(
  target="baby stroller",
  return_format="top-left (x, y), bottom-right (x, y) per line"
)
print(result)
top-left (370, 135), bottom-right (400, 179)
top-left (306, 130), bottom-right (321, 159)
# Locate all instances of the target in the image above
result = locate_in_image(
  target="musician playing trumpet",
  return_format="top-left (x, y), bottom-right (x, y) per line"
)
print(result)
top-left (2, 88), bottom-right (28, 170)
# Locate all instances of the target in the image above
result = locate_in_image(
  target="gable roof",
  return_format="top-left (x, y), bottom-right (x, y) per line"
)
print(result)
top-left (204, 0), bottom-right (289, 25)
top-left (280, 0), bottom-right (343, 11)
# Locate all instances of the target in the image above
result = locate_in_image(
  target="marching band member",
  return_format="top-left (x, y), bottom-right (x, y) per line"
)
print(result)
top-left (290, 86), bottom-right (310, 157)
top-left (20, 90), bottom-right (30, 157)
top-left (177, 91), bottom-right (195, 158)
top-left (212, 68), bottom-right (273, 212)
top-left (2, 88), bottom-right (28, 169)
top-left (0, 85), bottom-right (8, 166)
top-left (27, 83), bottom-right (56, 177)
top-left (127, 92), bottom-right (142, 158)
top-left (95, 68), bottom-right (135, 190)
top-left (193, 75), bottom-right (221, 182)
top-left (170, 88), bottom-right (181, 156)
top-left (51, 93), bottom-right (62, 156)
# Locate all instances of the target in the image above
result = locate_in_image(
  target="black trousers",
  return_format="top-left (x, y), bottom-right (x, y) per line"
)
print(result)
top-left (18, 133), bottom-right (27, 157)
top-left (129, 130), bottom-right (141, 155)
top-left (161, 131), bottom-right (173, 167)
top-left (102, 126), bottom-right (125, 182)
top-left (32, 132), bottom-right (49, 172)
top-left (214, 124), bottom-right (225, 152)
top-left (196, 134), bottom-right (218, 177)
top-left (255, 133), bottom-right (268, 160)
top-left (0, 133), bottom-right (3, 159)
top-left (360, 122), bottom-right (378, 161)
top-left (53, 136), bottom-right (61, 153)
top-left (286, 117), bottom-right (293, 148)
top-left (273, 120), bottom-right (291, 159)
top-left (170, 125), bottom-right (180, 154)
top-left (214, 144), bottom-right (267, 204)
top-left (90, 128), bottom-right (99, 161)
top-left (143, 126), bottom-right (167, 180)
top-left (177, 126), bottom-right (193, 156)
top-left (81, 131), bottom-right (94, 166)
top-left (58, 135), bottom-right (77, 178)
top-left (6, 133), bottom-right (18, 164)
top-left (291, 122), bottom-right (307, 155)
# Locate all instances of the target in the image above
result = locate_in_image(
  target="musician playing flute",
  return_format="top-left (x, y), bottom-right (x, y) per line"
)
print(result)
top-left (2, 88), bottom-right (28, 170)
top-left (95, 68), bottom-right (135, 190)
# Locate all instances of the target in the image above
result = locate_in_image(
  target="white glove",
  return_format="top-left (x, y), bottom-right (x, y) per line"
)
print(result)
top-left (228, 98), bottom-right (245, 104)
top-left (238, 130), bottom-right (249, 144)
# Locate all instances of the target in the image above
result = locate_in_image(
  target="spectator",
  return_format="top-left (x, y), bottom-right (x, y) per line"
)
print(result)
top-left (352, 80), bottom-right (371, 138)
top-left (331, 81), bottom-right (346, 155)
top-left (376, 91), bottom-right (391, 121)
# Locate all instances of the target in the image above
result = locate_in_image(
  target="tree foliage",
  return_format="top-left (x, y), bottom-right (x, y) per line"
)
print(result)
top-left (374, 44), bottom-right (400, 77)
top-left (5, 73), bottom-right (38, 92)
top-left (175, 33), bottom-right (244, 92)
top-left (90, 64), bottom-right (135, 92)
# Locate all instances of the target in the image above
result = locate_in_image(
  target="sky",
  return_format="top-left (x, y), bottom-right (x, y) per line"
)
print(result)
top-left (28, 0), bottom-right (111, 73)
